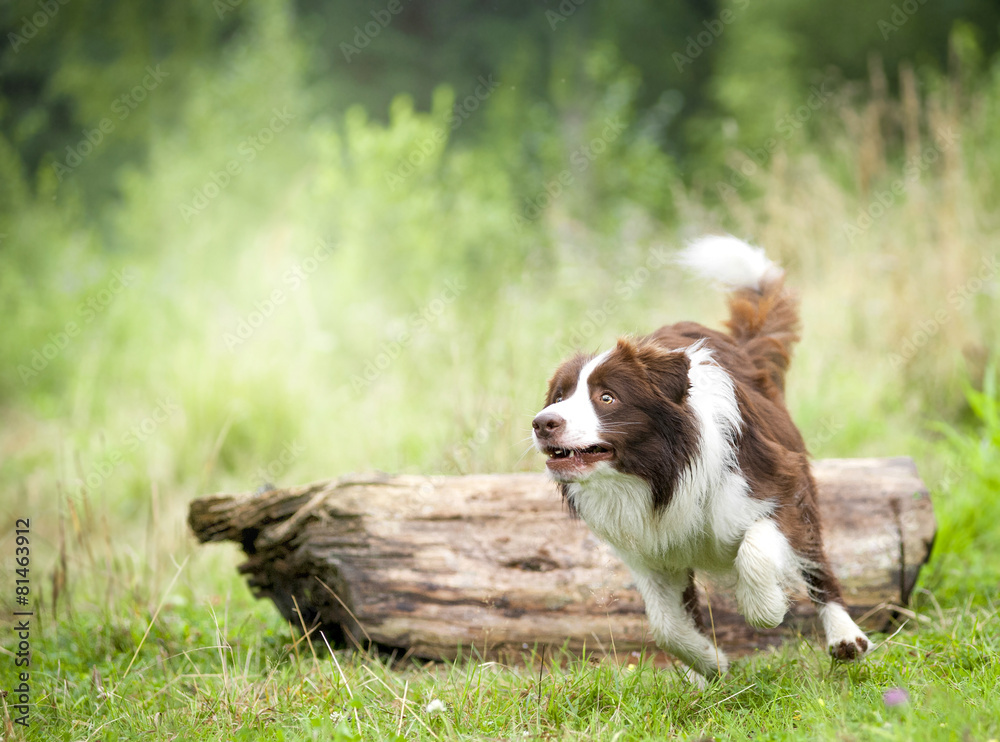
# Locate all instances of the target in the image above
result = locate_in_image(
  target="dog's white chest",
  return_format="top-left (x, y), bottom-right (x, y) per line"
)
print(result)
top-left (569, 465), bottom-right (771, 574)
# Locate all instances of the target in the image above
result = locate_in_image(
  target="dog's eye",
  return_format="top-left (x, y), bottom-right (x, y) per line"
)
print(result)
top-left (600, 393), bottom-right (615, 404)
top-left (554, 393), bottom-right (563, 403)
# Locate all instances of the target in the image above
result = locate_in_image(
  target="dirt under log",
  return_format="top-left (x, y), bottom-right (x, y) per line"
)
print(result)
top-left (189, 457), bottom-right (934, 661)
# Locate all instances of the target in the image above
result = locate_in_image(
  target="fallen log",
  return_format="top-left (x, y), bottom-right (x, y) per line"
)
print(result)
top-left (189, 457), bottom-right (934, 661)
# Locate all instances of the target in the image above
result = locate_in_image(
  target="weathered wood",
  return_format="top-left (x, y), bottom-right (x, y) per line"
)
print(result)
top-left (189, 457), bottom-right (934, 661)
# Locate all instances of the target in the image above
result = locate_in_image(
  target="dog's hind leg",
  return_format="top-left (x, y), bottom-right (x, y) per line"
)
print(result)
top-left (802, 559), bottom-right (872, 661)
top-left (786, 483), bottom-right (872, 661)
top-left (632, 568), bottom-right (728, 684)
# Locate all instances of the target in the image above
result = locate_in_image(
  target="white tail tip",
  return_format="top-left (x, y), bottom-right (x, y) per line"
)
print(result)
top-left (678, 235), bottom-right (782, 292)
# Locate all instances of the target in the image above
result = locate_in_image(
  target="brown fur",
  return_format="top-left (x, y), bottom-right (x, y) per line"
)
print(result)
top-left (540, 266), bottom-right (851, 628)
top-left (659, 278), bottom-right (845, 607)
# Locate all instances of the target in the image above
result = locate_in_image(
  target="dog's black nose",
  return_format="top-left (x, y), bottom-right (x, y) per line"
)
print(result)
top-left (532, 412), bottom-right (565, 439)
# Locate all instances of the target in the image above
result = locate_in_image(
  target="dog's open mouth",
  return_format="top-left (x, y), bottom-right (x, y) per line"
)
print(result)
top-left (544, 444), bottom-right (614, 477)
top-left (547, 445), bottom-right (611, 460)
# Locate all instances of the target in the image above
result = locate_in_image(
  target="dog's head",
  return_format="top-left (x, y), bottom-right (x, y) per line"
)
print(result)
top-left (532, 338), bottom-right (699, 509)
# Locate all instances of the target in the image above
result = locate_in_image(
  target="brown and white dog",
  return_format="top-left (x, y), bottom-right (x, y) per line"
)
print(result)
top-left (531, 236), bottom-right (870, 682)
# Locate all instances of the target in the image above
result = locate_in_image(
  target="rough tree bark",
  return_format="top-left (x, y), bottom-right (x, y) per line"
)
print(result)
top-left (189, 457), bottom-right (934, 661)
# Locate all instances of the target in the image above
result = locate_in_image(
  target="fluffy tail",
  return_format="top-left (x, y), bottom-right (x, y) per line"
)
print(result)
top-left (679, 235), bottom-right (800, 395)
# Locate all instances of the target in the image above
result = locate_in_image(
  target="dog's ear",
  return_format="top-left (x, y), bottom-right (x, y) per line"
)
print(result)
top-left (636, 345), bottom-right (690, 404)
top-left (614, 337), bottom-right (638, 362)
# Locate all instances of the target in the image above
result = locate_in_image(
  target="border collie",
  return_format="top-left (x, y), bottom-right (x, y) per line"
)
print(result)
top-left (531, 236), bottom-right (870, 682)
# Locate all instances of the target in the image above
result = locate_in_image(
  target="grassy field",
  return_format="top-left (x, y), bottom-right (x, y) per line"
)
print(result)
top-left (2, 545), bottom-right (999, 740)
top-left (2, 12), bottom-right (1000, 741)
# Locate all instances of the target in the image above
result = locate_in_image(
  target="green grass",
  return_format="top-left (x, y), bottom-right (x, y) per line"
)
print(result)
top-left (5, 573), bottom-right (1000, 741)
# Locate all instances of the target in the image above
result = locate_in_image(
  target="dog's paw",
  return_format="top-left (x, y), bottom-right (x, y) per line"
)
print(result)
top-left (736, 582), bottom-right (787, 629)
top-left (683, 666), bottom-right (710, 690)
top-left (743, 602), bottom-right (786, 630)
top-left (828, 634), bottom-right (870, 662)
top-left (821, 603), bottom-right (871, 662)
top-left (683, 658), bottom-right (728, 689)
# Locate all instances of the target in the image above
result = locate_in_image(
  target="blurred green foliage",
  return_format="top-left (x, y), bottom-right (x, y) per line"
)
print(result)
top-left (4, 0), bottom-right (1000, 192)
top-left (924, 361), bottom-right (1000, 602)
top-left (0, 0), bottom-right (997, 606)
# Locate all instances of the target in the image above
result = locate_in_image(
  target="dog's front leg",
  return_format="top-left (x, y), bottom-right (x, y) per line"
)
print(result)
top-left (734, 518), bottom-right (794, 629)
top-left (631, 568), bottom-right (728, 683)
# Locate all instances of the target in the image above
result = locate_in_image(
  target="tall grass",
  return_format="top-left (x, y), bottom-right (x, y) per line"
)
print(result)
top-left (1, 8), bottom-right (997, 586)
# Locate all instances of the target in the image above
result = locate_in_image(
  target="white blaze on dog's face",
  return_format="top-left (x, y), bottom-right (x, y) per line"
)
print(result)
top-left (532, 338), bottom-right (697, 504)
top-left (532, 351), bottom-right (614, 481)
